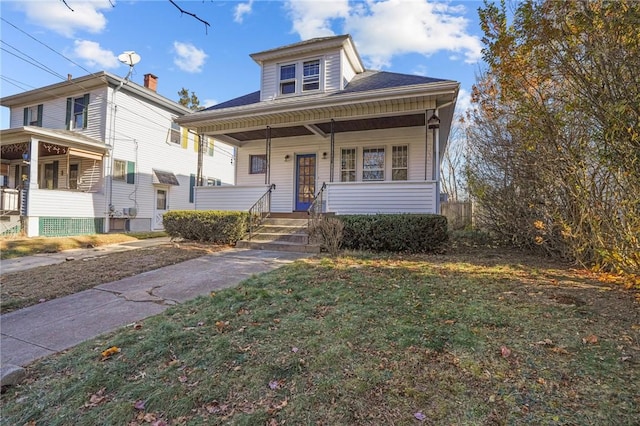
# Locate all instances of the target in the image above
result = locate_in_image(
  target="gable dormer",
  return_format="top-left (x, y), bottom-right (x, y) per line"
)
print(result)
top-left (250, 35), bottom-right (364, 102)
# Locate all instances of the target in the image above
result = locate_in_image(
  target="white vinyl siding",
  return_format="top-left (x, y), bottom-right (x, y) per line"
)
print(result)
top-left (325, 181), bottom-right (437, 214)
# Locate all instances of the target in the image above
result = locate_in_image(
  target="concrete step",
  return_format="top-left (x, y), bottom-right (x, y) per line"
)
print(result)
top-left (236, 239), bottom-right (321, 253)
top-left (258, 224), bottom-right (307, 233)
top-left (260, 218), bottom-right (308, 227)
top-left (249, 232), bottom-right (309, 244)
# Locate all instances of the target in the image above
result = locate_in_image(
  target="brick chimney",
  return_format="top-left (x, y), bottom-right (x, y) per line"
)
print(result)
top-left (144, 73), bottom-right (158, 91)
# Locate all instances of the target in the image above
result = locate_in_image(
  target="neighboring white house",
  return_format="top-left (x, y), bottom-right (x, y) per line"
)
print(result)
top-left (177, 35), bottom-right (458, 216)
top-left (0, 71), bottom-right (234, 237)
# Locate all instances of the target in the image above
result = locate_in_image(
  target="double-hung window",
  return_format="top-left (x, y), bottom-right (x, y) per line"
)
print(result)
top-left (66, 94), bottom-right (89, 130)
top-left (23, 104), bottom-right (43, 126)
top-left (169, 122), bottom-right (180, 144)
top-left (302, 60), bottom-right (320, 91)
top-left (392, 145), bottom-right (408, 180)
top-left (280, 64), bottom-right (296, 95)
top-left (279, 58), bottom-right (321, 95)
top-left (341, 148), bottom-right (356, 182)
top-left (113, 159), bottom-right (135, 184)
top-left (362, 147), bottom-right (385, 181)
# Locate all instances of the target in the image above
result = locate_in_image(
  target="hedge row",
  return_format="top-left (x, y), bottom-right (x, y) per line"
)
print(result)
top-left (163, 210), bottom-right (249, 244)
top-left (339, 214), bottom-right (448, 253)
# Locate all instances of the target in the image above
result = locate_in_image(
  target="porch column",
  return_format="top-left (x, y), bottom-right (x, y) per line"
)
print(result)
top-left (25, 137), bottom-right (39, 237)
top-left (329, 119), bottom-right (335, 182)
top-left (265, 126), bottom-right (271, 185)
top-left (26, 137), bottom-right (39, 191)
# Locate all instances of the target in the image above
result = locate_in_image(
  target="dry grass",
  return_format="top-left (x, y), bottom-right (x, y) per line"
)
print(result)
top-left (0, 234), bottom-right (142, 259)
top-left (2, 245), bottom-right (639, 425)
top-left (0, 242), bottom-right (227, 313)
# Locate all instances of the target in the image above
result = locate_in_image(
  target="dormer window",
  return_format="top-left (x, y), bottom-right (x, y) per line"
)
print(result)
top-left (278, 58), bottom-right (322, 96)
top-left (280, 64), bottom-right (296, 94)
top-left (303, 60), bottom-right (320, 91)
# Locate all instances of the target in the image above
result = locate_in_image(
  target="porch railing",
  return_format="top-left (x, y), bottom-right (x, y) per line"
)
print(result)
top-left (248, 183), bottom-right (276, 240)
top-left (307, 182), bottom-right (327, 244)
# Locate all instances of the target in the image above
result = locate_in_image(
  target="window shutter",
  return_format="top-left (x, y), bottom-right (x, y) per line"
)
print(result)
top-left (82, 94), bottom-right (90, 129)
top-left (23, 108), bottom-right (28, 126)
top-left (37, 104), bottom-right (43, 127)
top-left (126, 161), bottom-right (135, 184)
top-left (194, 134), bottom-right (199, 153)
top-left (189, 174), bottom-right (196, 203)
top-left (65, 97), bottom-right (72, 130)
top-left (181, 129), bottom-right (188, 149)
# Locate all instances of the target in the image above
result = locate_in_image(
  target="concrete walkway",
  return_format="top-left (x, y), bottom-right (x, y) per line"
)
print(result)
top-left (1, 245), bottom-right (310, 374)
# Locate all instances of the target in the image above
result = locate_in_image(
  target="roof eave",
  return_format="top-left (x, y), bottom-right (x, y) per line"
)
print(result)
top-left (176, 80), bottom-right (459, 127)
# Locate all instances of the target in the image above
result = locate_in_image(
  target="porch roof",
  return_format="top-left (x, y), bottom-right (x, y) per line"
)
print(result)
top-left (176, 71), bottom-right (459, 149)
top-left (0, 126), bottom-right (107, 161)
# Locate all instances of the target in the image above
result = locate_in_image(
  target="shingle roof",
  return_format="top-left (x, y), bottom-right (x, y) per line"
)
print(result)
top-left (203, 70), bottom-right (452, 112)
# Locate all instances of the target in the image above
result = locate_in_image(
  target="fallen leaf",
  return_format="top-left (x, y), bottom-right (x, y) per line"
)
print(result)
top-left (582, 335), bottom-right (599, 345)
top-left (101, 346), bottom-right (121, 359)
top-left (134, 400), bottom-right (146, 410)
top-left (143, 412), bottom-right (157, 422)
top-left (133, 323), bottom-right (143, 330)
top-left (215, 321), bottom-right (229, 332)
top-left (85, 387), bottom-right (107, 407)
top-left (500, 346), bottom-right (511, 358)
top-left (535, 339), bottom-right (553, 346)
top-left (414, 411), bottom-right (426, 421)
top-left (269, 380), bottom-right (279, 390)
top-left (178, 375), bottom-right (188, 383)
top-left (291, 347), bottom-right (299, 353)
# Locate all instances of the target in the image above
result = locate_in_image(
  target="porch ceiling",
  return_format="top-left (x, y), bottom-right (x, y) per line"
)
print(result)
top-left (221, 113), bottom-right (426, 143)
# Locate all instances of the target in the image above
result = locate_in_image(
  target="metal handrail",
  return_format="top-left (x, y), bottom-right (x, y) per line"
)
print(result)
top-left (307, 182), bottom-right (327, 243)
top-left (248, 183), bottom-right (276, 240)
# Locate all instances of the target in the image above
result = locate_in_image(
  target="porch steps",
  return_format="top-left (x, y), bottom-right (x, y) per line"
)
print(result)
top-left (236, 217), bottom-right (321, 254)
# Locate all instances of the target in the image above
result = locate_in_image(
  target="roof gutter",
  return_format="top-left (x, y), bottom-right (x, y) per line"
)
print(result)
top-left (177, 81), bottom-right (459, 126)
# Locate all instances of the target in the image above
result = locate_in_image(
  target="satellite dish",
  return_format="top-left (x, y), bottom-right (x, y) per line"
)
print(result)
top-left (118, 51), bottom-right (141, 66)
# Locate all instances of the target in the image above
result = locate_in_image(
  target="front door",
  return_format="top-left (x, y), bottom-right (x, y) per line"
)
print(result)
top-left (154, 188), bottom-right (168, 229)
top-left (295, 154), bottom-right (316, 211)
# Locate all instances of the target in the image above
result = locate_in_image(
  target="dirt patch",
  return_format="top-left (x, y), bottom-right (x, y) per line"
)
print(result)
top-left (0, 242), bottom-right (228, 313)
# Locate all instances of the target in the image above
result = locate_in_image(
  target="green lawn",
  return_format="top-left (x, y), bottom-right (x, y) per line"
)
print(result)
top-left (2, 250), bottom-right (638, 425)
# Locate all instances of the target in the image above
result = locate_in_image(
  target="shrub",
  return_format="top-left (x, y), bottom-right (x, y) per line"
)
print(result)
top-left (309, 216), bottom-right (344, 256)
top-left (339, 214), bottom-right (448, 253)
top-left (163, 211), bottom-right (250, 244)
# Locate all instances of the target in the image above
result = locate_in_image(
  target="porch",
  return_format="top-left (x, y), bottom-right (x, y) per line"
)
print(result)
top-left (194, 180), bottom-right (438, 215)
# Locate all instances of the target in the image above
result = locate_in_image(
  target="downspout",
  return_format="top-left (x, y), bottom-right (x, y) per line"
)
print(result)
top-left (329, 119), bottom-right (335, 183)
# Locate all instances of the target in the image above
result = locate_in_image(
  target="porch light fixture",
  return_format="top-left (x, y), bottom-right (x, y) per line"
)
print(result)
top-left (322, 152), bottom-right (328, 159)
top-left (427, 112), bottom-right (440, 129)
top-left (22, 151), bottom-right (30, 165)
top-left (284, 154), bottom-right (290, 161)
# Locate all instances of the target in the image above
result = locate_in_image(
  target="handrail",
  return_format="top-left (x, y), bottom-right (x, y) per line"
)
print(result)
top-left (307, 182), bottom-right (327, 243)
top-left (248, 183), bottom-right (276, 240)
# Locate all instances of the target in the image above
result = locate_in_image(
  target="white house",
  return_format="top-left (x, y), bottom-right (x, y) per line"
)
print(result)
top-left (0, 72), bottom-right (234, 237)
top-left (177, 35), bottom-right (458, 218)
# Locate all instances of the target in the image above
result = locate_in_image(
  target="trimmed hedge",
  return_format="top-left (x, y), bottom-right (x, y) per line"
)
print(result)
top-left (339, 214), bottom-right (448, 253)
top-left (163, 210), bottom-right (250, 244)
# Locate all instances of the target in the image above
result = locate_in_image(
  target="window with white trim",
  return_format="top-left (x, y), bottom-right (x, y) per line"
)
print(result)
top-left (303, 60), bottom-right (320, 91)
top-left (113, 160), bottom-right (126, 181)
top-left (169, 122), bottom-right (180, 144)
top-left (341, 148), bottom-right (356, 182)
top-left (362, 147), bottom-right (385, 181)
top-left (392, 145), bottom-right (408, 180)
top-left (279, 64), bottom-right (296, 95)
top-left (278, 58), bottom-right (322, 96)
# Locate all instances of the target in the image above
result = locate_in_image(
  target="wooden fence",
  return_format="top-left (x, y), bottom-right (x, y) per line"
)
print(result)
top-left (441, 201), bottom-right (473, 230)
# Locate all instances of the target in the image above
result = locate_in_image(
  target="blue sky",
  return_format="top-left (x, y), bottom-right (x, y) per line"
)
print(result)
top-left (0, 0), bottom-right (485, 128)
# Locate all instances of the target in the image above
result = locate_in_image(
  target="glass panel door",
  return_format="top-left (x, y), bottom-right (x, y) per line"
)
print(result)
top-left (295, 154), bottom-right (316, 211)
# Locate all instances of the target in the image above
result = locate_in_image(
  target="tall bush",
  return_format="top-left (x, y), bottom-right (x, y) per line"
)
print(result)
top-left (163, 211), bottom-right (249, 244)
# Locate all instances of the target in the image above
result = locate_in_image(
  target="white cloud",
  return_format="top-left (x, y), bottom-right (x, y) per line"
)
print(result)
top-left (17, 0), bottom-right (112, 37)
top-left (285, 0), bottom-right (350, 39)
top-left (73, 40), bottom-right (120, 69)
top-left (172, 42), bottom-right (208, 73)
top-left (455, 88), bottom-right (472, 116)
top-left (202, 99), bottom-right (218, 108)
top-left (284, 0), bottom-right (482, 69)
top-left (234, 1), bottom-right (254, 23)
